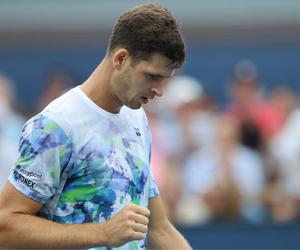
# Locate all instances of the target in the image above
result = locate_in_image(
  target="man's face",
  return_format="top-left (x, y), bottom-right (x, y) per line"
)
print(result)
top-left (111, 53), bottom-right (175, 110)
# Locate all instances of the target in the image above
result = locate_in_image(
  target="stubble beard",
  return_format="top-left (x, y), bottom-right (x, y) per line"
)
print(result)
top-left (118, 68), bottom-right (142, 109)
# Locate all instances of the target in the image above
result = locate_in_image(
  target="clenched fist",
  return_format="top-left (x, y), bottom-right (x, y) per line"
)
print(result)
top-left (102, 203), bottom-right (150, 247)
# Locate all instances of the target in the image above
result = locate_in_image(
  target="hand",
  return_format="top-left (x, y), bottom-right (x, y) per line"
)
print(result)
top-left (102, 203), bottom-right (150, 247)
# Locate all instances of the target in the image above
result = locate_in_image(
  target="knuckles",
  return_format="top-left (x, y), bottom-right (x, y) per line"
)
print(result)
top-left (105, 204), bottom-right (150, 246)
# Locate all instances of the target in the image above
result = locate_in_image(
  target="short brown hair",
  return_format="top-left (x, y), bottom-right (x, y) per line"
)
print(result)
top-left (108, 3), bottom-right (185, 69)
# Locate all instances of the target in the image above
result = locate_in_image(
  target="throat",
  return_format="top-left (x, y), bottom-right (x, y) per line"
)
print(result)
top-left (80, 81), bottom-right (122, 114)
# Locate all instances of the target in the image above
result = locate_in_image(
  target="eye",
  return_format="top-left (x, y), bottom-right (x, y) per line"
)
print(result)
top-left (145, 74), bottom-right (155, 80)
top-left (145, 74), bottom-right (162, 81)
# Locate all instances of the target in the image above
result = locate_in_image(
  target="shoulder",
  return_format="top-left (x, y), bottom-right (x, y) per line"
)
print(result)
top-left (20, 113), bottom-right (72, 155)
top-left (42, 87), bottom-right (79, 122)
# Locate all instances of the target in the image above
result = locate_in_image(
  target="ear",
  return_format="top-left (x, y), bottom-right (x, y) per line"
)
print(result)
top-left (112, 48), bottom-right (130, 69)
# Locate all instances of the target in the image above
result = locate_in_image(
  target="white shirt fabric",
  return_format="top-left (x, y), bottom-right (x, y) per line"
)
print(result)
top-left (9, 86), bottom-right (159, 250)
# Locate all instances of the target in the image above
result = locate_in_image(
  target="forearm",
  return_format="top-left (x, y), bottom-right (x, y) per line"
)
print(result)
top-left (0, 212), bottom-right (106, 249)
top-left (148, 220), bottom-right (191, 250)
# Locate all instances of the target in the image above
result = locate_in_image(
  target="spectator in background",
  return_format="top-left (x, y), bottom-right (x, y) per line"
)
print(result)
top-left (264, 89), bottom-right (300, 223)
top-left (150, 75), bottom-right (207, 162)
top-left (179, 114), bottom-right (266, 225)
top-left (227, 60), bottom-right (284, 148)
top-left (0, 73), bottom-right (25, 190)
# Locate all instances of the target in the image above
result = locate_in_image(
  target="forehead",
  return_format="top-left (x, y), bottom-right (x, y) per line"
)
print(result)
top-left (133, 53), bottom-right (175, 77)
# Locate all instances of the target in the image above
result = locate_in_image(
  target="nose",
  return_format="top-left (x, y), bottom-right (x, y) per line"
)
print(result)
top-left (151, 81), bottom-right (165, 97)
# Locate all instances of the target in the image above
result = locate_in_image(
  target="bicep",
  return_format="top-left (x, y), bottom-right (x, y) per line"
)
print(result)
top-left (0, 181), bottom-right (42, 215)
top-left (148, 195), bottom-right (169, 231)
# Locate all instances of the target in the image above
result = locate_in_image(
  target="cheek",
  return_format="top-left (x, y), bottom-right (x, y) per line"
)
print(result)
top-left (127, 77), bottom-right (142, 93)
top-left (133, 82), bottom-right (148, 96)
top-left (114, 71), bottom-right (130, 92)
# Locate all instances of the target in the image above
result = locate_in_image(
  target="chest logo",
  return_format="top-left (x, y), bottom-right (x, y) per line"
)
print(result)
top-left (135, 128), bottom-right (141, 137)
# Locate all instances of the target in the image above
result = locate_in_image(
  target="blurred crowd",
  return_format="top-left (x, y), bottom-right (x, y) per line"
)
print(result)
top-left (1, 60), bottom-right (300, 226)
top-left (146, 60), bottom-right (300, 226)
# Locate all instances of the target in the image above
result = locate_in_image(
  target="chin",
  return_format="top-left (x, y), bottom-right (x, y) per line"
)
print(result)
top-left (126, 102), bottom-right (142, 110)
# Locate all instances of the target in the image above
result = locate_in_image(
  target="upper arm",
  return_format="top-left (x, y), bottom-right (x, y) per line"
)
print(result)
top-left (148, 195), bottom-right (170, 231)
top-left (0, 181), bottom-right (42, 215)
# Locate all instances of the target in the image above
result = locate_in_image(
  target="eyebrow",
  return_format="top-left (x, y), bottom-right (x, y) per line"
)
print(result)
top-left (145, 72), bottom-right (173, 79)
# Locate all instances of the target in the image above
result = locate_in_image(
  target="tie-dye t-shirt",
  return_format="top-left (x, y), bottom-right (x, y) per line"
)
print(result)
top-left (8, 86), bottom-right (159, 250)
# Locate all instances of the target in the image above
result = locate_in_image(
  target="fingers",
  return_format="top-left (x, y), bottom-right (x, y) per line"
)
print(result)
top-left (129, 213), bottom-right (149, 225)
top-left (104, 204), bottom-right (150, 247)
top-left (125, 204), bottom-right (149, 235)
top-left (130, 231), bottom-right (146, 241)
top-left (129, 204), bottom-right (150, 217)
top-left (132, 222), bottom-right (148, 234)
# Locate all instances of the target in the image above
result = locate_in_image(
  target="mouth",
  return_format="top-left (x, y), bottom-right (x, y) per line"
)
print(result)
top-left (141, 96), bottom-right (149, 104)
top-left (141, 94), bottom-right (155, 104)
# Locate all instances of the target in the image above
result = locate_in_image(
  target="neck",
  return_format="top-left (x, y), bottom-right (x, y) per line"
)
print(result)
top-left (80, 57), bottom-right (122, 114)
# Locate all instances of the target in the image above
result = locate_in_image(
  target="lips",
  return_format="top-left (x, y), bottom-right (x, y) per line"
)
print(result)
top-left (141, 95), bottom-right (155, 104)
top-left (141, 96), bottom-right (148, 104)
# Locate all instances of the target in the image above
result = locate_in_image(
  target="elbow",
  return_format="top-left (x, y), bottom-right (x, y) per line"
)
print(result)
top-left (147, 219), bottom-right (170, 246)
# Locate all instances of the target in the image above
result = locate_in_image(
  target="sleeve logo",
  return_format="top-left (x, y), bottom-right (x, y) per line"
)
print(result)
top-left (14, 165), bottom-right (44, 182)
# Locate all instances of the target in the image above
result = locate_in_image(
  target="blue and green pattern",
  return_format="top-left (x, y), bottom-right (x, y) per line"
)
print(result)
top-left (9, 88), bottom-right (159, 250)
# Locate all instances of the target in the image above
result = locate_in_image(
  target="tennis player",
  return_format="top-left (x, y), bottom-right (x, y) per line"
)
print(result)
top-left (0, 3), bottom-right (191, 249)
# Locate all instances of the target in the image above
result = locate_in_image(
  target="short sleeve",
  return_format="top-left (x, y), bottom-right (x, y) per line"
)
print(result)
top-left (8, 114), bottom-right (73, 204)
top-left (148, 165), bottom-right (159, 198)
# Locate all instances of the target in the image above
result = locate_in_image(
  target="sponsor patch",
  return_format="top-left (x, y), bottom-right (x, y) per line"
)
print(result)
top-left (14, 165), bottom-right (43, 181)
top-left (13, 170), bottom-right (36, 189)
